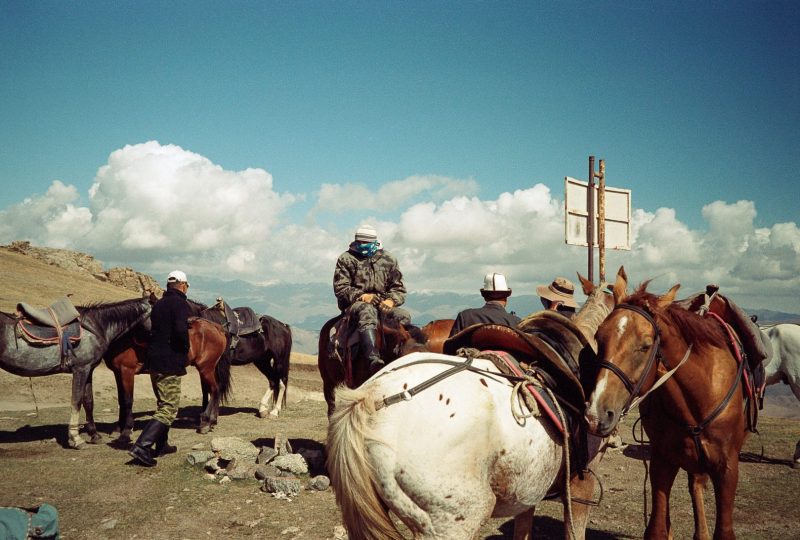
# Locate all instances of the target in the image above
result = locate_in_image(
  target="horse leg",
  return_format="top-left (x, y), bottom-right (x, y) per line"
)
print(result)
top-left (112, 367), bottom-right (136, 444)
top-left (67, 370), bottom-right (89, 449)
top-left (794, 440), bottom-right (800, 470)
top-left (81, 369), bottom-right (102, 444)
top-left (512, 508), bottom-right (534, 540)
top-left (644, 455), bottom-right (679, 540)
top-left (254, 357), bottom-right (277, 418)
top-left (561, 472), bottom-right (597, 540)
top-left (688, 472), bottom-right (710, 540)
top-left (197, 376), bottom-right (214, 434)
top-left (268, 377), bottom-right (287, 417)
top-left (709, 459), bottom-right (739, 540)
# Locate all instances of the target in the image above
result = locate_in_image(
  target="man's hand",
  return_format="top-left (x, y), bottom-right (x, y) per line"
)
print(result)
top-left (360, 293), bottom-right (376, 304)
top-left (380, 298), bottom-right (395, 309)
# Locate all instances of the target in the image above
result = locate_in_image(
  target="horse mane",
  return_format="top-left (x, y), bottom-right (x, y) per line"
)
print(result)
top-left (575, 284), bottom-right (613, 336)
top-left (187, 298), bottom-right (209, 310)
top-left (76, 297), bottom-right (146, 310)
top-left (626, 283), bottom-right (728, 351)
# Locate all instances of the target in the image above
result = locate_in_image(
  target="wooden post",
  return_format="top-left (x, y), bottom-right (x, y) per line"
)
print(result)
top-left (598, 159), bottom-right (606, 283)
top-left (587, 156), bottom-right (595, 284)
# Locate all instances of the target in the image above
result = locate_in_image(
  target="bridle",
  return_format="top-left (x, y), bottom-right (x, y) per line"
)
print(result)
top-left (596, 304), bottom-right (663, 417)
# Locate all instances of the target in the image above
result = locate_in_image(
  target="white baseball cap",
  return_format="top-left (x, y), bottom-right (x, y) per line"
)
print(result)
top-left (167, 270), bottom-right (189, 286)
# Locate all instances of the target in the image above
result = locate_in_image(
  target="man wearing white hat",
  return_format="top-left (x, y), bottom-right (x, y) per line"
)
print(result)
top-left (537, 276), bottom-right (578, 318)
top-left (449, 272), bottom-right (521, 336)
top-left (334, 225), bottom-right (409, 374)
top-left (129, 270), bottom-right (190, 467)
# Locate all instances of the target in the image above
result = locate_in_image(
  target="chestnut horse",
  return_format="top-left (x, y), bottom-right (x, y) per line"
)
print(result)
top-left (105, 317), bottom-right (231, 443)
top-left (419, 319), bottom-right (454, 353)
top-left (586, 278), bottom-right (750, 540)
top-left (318, 312), bottom-right (428, 417)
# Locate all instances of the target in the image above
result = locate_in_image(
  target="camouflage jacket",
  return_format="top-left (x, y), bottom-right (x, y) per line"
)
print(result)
top-left (333, 243), bottom-right (407, 312)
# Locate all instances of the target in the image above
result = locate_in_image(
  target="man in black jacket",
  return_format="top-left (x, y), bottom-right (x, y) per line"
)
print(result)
top-left (128, 270), bottom-right (191, 467)
top-left (449, 272), bottom-right (521, 336)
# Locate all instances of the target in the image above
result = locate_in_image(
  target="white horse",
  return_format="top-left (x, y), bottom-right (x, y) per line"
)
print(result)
top-left (326, 268), bottom-right (625, 540)
top-left (763, 323), bottom-right (800, 467)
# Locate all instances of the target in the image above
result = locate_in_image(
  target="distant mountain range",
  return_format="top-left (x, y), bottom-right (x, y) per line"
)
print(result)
top-left (186, 275), bottom-right (800, 354)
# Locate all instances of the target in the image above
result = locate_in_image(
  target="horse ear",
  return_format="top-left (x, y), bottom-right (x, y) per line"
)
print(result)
top-left (658, 284), bottom-right (681, 309)
top-left (612, 267), bottom-right (628, 303)
top-left (577, 272), bottom-right (594, 295)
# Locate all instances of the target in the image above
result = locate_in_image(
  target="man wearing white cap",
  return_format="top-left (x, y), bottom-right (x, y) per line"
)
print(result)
top-left (334, 225), bottom-right (408, 374)
top-left (449, 272), bottom-right (521, 336)
top-left (129, 270), bottom-right (190, 467)
top-left (537, 276), bottom-right (578, 318)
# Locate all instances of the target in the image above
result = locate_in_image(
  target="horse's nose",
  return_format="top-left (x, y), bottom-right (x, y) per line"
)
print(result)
top-left (598, 408), bottom-right (618, 436)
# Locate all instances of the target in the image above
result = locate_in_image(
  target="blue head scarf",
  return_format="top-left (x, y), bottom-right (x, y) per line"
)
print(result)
top-left (354, 241), bottom-right (379, 258)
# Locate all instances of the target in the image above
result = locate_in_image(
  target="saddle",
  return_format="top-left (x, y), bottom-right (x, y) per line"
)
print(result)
top-left (442, 314), bottom-right (597, 473)
top-left (210, 299), bottom-right (262, 350)
top-left (15, 297), bottom-right (82, 368)
top-left (443, 312), bottom-right (590, 412)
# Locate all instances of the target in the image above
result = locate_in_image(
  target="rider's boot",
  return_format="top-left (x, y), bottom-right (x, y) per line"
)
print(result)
top-left (360, 327), bottom-right (385, 375)
top-left (128, 420), bottom-right (166, 466)
top-left (154, 424), bottom-right (177, 456)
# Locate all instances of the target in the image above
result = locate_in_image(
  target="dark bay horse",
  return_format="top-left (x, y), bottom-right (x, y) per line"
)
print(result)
top-left (318, 311), bottom-right (429, 417)
top-left (104, 317), bottom-right (231, 442)
top-left (586, 278), bottom-right (750, 540)
top-left (189, 300), bottom-right (293, 419)
top-left (0, 298), bottom-right (152, 448)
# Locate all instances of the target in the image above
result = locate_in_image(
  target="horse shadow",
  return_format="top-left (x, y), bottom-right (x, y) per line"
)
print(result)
top-left (0, 423), bottom-right (64, 446)
top-left (489, 516), bottom-right (629, 539)
top-left (739, 451), bottom-right (793, 467)
top-left (251, 436), bottom-right (327, 476)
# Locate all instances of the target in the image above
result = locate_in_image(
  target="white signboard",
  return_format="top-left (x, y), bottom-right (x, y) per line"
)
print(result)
top-left (565, 176), bottom-right (631, 250)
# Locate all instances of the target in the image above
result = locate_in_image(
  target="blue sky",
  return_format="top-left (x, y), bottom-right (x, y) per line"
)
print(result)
top-left (1, 2), bottom-right (799, 312)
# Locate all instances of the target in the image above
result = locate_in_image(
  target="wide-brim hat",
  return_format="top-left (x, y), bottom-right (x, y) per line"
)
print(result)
top-left (536, 277), bottom-right (577, 308)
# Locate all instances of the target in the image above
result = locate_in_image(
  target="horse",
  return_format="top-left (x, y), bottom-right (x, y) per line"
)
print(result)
top-left (318, 310), bottom-right (429, 417)
top-left (326, 268), bottom-right (623, 540)
top-left (585, 277), bottom-right (752, 540)
top-left (762, 323), bottom-right (800, 467)
top-left (419, 319), bottom-right (455, 353)
top-left (188, 300), bottom-right (293, 420)
top-left (0, 297), bottom-right (152, 449)
top-left (104, 317), bottom-right (232, 443)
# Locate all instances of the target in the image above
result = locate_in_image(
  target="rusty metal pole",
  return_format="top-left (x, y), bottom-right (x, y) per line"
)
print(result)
top-left (587, 156), bottom-right (595, 284)
top-left (598, 159), bottom-right (606, 283)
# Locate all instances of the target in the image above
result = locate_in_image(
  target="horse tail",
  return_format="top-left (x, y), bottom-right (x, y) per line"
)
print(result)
top-left (326, 385), bottom-right (404, 540)
top-left (214, 348), bottom-right (233, 405)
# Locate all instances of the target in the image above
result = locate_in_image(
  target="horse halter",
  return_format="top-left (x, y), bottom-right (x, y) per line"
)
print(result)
top-left (596, 303), bottom-right (662, 415)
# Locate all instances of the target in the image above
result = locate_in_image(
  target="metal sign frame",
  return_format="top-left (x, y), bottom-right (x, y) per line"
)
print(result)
top-left (565, 176), bottom-right (631, 250)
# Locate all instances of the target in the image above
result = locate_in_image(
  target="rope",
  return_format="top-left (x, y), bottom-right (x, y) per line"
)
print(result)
top-left (27, 377), bottom-right (40, 417)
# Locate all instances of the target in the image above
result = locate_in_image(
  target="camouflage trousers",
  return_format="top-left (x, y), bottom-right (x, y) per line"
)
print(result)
top-left (348, 301), bottom-right (411, 331)
top-left (149, 373), bottom-right (182, 426)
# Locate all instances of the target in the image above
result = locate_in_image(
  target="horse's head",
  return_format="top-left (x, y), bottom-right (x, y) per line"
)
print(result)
top-left (379, 315), bottom-right (428, 359)
top-left (585, 278), bottom-right (680, 436)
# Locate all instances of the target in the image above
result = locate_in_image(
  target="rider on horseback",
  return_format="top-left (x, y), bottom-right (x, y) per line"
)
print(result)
top-left (334, 225), bottom-right (409, 375)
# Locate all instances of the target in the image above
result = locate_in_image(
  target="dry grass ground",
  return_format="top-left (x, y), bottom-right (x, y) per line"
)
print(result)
top-left (1, 360), bottom-right (798, 540)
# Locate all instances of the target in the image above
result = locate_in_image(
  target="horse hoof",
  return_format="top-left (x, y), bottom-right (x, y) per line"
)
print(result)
top-left (88, 434), bottom-right (103, 444)
top-left (197, 425), bottom-right (210, 435)
top-left (269, 411), bottom-right (279, 418)
top-left (792, 460), bottom-right (800, 470)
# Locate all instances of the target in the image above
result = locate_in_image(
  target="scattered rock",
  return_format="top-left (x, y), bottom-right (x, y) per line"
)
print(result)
top-left (272, 454), bottom-right (308, 475)
top-left (262, 476), bottom-right (302, 497)
top-left (255, 464), bottom-right (281, 480)
top-left (187, 450), bottom-right (215, 466)
top-left (257, 447), bottom-right (279, 465)
top-left (308, 475), bottom-right (330, 491)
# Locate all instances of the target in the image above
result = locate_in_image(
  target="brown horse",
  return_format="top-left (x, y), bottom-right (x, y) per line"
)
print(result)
top-left (585, 277), bottom-right (750, 540)
top-left (419, 319), bottom-right (454, 353)
top-left (318, 312), bottom-right (428, 417)
top-left (105, 317), bottom-right (232, 444)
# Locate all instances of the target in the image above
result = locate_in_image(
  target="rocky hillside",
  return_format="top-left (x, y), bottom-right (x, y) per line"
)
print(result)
top-left (4, 241), bottom-right (162, 296)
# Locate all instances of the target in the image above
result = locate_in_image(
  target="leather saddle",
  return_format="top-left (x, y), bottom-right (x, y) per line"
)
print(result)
top-left (443, 311), bottom-right (594, 414)
top-left (15, 297), bottom-right (82, 367)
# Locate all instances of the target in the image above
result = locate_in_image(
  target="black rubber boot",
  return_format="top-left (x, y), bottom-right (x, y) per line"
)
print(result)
top-left (128, 420), bottom-right (167, 467)
top-left (360, 328), bottom-right (384, 375)
top-left (154, 425), bottom-right (177, 456)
